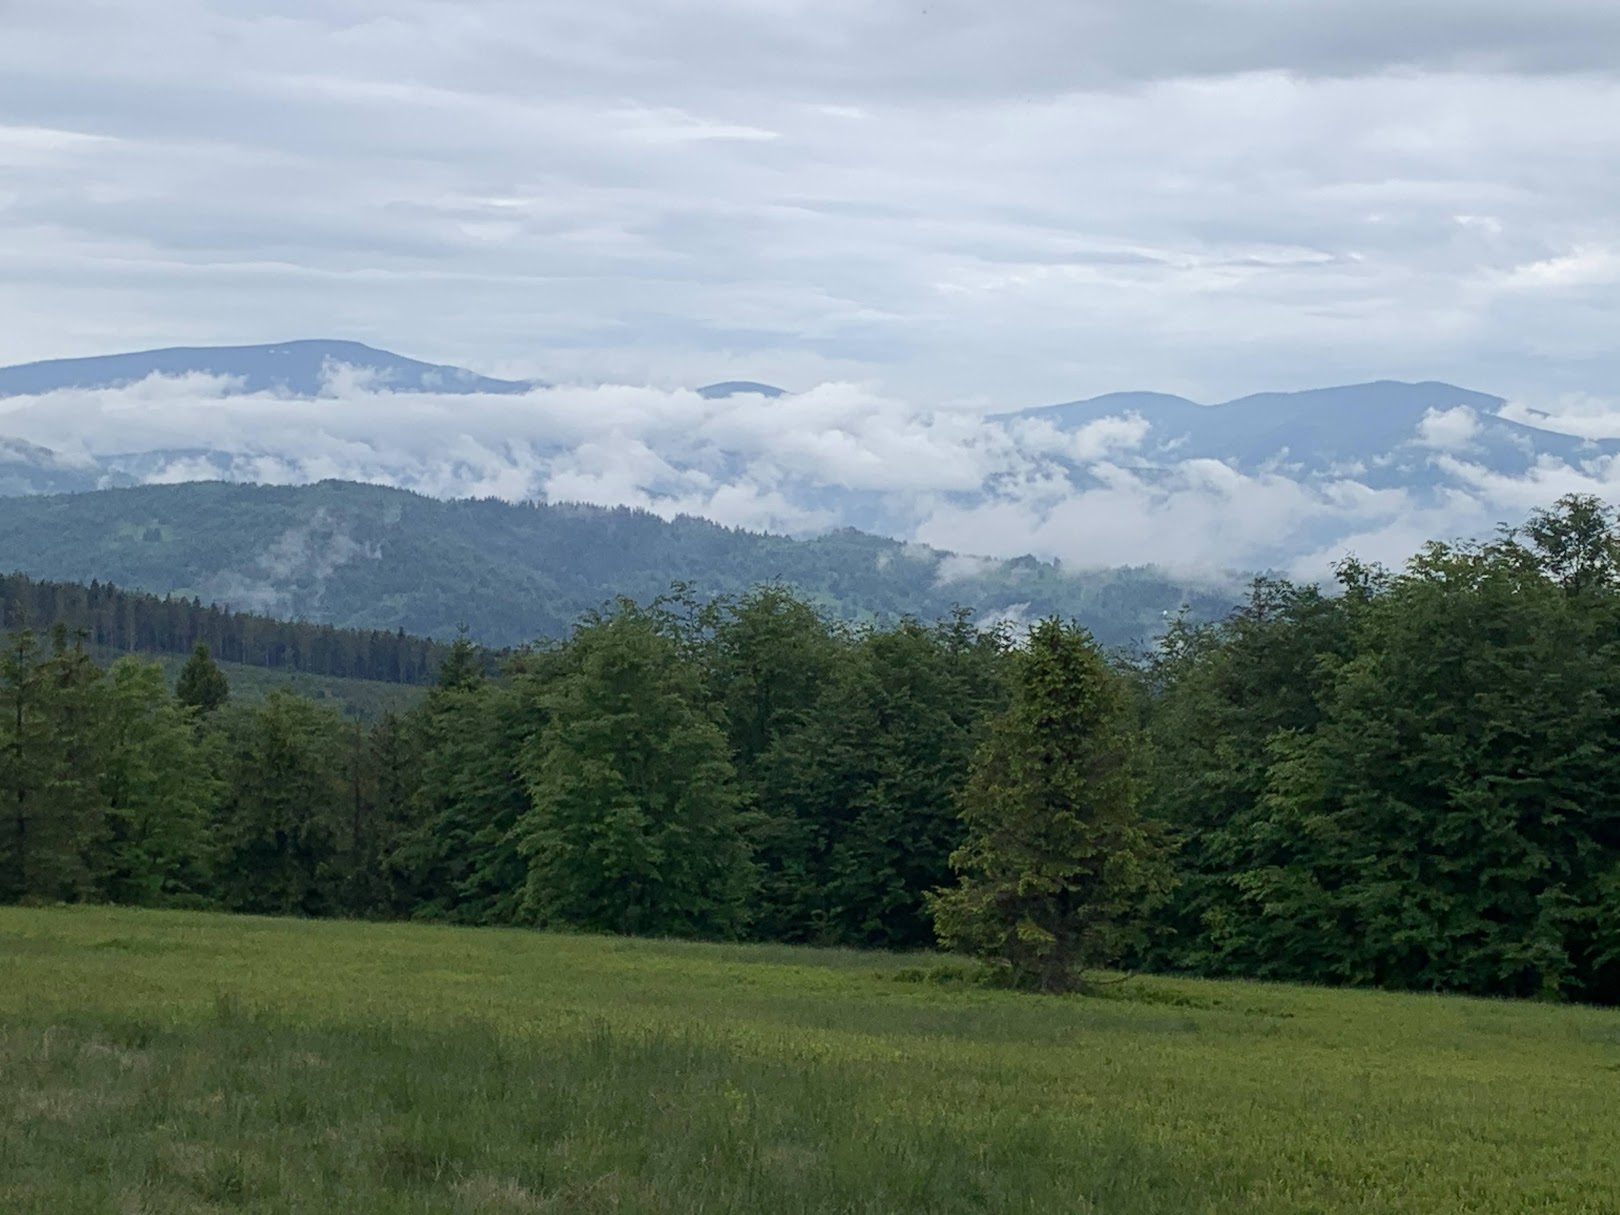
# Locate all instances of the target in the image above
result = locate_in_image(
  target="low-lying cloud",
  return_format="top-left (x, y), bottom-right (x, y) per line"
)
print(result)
top-left (5, 370), bottom-right (1620, 579)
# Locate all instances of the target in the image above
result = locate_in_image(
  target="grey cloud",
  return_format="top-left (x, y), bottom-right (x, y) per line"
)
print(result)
top-left (5, 0), bottom-right (1620, 410)
top-left (66, 0), bottom-right (1617, 101)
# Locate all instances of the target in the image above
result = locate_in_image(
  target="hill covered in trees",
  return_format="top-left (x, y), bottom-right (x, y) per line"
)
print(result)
top-left (0, 571), bottom-right (448, 684)
top-left (0, 480), bottom-right (1238, 648)
top-left (0, 570), bottom-right (448, 718)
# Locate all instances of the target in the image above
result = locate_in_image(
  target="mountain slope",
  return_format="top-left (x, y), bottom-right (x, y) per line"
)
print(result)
top-left (0, 341), bottom-right (785, 401)
top-left (697, 381), bottom-right (788, 399)
top-left (0, 340), bottom-right (536, 398)
top-left (0, 481), bottom-right (1237, 648)
top-left (0, 569), bottom-right (448, 684)
top-left (0, 438), bottom-right (108, 495)
top-left (1005, 379), bottom-right (1608, 489)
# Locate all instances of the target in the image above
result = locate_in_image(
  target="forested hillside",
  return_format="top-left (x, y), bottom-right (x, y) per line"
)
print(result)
top-left (0, 571), bottom-right (448, 683)
top-left (4, 496), bottom-right (1619, 1005)
top-left (0, 480), bottom-right (1238, 648)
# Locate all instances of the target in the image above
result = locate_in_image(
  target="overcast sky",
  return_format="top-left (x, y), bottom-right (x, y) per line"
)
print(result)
top-left (4, 0), bottom-right (1620, 406)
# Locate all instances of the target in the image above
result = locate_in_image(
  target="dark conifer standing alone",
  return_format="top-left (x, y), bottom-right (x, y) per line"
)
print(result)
top-left (176, 643), bottom-right (230, 715)
top-left (930, 617), bottom-right (1170, 992)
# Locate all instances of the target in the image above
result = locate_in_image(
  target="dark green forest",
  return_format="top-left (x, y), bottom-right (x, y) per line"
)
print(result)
top-left (0, 479), bottom-right (1239, 647)
top-left (4, 496), bottom-right (1618, 1004)
top-left (0, 571), bottom-right (448, 684)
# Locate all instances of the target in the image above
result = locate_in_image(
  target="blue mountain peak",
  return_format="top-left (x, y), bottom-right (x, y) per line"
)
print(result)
top-left (696, 381), bottom-right (788, 400)
top-left (0, 339), bottom-right (538, 398)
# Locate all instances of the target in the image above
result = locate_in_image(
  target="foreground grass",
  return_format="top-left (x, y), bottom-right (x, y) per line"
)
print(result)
top-left (1, 908), bottom-right (1617, 1213)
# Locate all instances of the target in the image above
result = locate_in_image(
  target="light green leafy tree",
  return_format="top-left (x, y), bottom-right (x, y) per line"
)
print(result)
top-left (91, 658), bottom-right (218, 905)
top-left (515, 605), bottom-right (757, 938)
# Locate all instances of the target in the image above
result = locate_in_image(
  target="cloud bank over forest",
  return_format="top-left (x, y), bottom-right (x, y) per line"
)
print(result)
top-left (4, 364), bottom-right (1620, 579)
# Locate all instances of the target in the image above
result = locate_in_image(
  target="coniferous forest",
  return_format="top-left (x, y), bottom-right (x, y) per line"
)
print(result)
top-left (0, 571), bottom-right (449, 684)
top-left (3, 496), bottom-right (1619, 1005)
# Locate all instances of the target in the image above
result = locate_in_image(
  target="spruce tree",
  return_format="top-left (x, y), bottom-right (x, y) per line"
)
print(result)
top-left (822, 619), bottom-right (1000, 948)
top-left (210, 691), bottom-right (346, 916)
top-left (706, 587), bottom-right (849, 942)
top-left (0, 628), bottom-right (51, 900)
top-left (0, 625), bottom-right (110, 902)
top-left (364, 711), bottom-right (424, 917)
top-left (931, 618), bottom-right (1170, 991)
top-left (388, 635), bottom-right (538, 925)
top-left (176, 642), bottom-right (230, 715)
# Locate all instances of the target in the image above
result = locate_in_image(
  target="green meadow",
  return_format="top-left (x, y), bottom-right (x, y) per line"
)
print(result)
top-left (2, 907), bottom-right (1617, 1214)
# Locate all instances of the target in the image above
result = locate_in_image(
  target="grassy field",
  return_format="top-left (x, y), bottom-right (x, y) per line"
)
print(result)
top-left (2, 908), bottom-right (1617, 1214)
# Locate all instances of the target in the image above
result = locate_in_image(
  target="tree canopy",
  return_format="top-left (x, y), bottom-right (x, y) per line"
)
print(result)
top-left (4, 495), bottom-right (1620, 1006)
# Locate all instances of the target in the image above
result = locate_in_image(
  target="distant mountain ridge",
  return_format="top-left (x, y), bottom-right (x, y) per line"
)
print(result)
top-left (0, 339), bottom-right (539, 398)
top-left (0, 340), bottom-right (793, 497)
top-left (0, 339), bottom-right (1604, 574)
top-left (697, 381), bottom-right (788, 399)
top-left (0, 480), bottom-right (1237, 649)
top-left (1001, 378), bottom-right (1609, 490)
top-left (0, 339), bottom-right (786, 402)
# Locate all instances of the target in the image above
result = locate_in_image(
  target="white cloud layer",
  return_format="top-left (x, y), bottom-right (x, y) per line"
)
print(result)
top-left (7, 371), bottom-right (1620, 579)
top-left (1415, 406), bottom-right (1482, 450)
top-left (3, 1), bottom-right (1620, 405)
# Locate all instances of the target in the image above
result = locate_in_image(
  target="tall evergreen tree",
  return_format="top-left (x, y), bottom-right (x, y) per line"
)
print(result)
top-left (209, 691), bottom-right (346, 916)
top-left (0, 628), bottom-right (54, 901)
top-left (705, 588), bottom-right (849, 942)
top-left (932, 618), bottom-right (1170, 991)
top-left (0, 626), bottom-right (109, 902)
top-left (363, 711), bottom-right (426, 917)
top-left (821, 617), bottom-right (1008, 948)
top-left (176, 642), bottom-right (230, 715)
top-left (388, 637), bottom-right (537, 924)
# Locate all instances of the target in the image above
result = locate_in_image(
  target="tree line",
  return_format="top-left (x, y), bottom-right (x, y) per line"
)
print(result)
top-left (3, 497), bottom-right (1618, 1004)
top-left (0, 572), bottom-right (451, 684)
top-left (1142, 496), bottom-right (1620, 1004)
